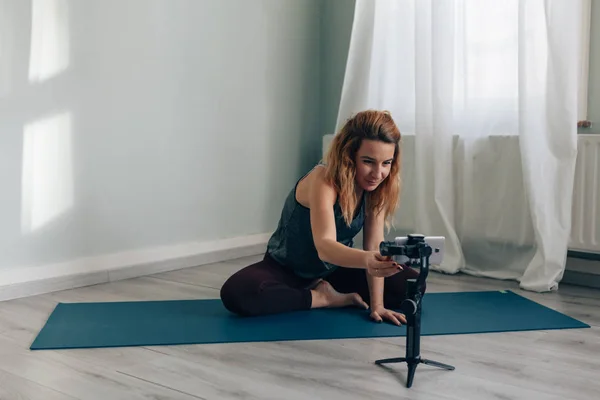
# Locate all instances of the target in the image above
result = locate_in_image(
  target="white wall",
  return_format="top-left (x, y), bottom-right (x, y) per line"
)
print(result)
top-left (0, 0), bottom-right (322, 285)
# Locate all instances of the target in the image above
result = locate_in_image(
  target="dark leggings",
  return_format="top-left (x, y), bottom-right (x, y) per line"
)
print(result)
top-left (220, 253), bottom-right (422, 317)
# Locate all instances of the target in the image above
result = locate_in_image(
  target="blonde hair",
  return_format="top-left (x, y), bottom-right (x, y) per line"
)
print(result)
top-left (323, 110), bottom-right (402, 230)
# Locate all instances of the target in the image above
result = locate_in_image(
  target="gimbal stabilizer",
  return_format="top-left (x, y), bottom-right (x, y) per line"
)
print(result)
top-left (374, 234), bottom-right (455, 388)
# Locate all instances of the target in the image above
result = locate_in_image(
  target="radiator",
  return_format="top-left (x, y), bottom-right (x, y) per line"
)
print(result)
top-left (570, 134), bottom-right (600, 253)
top-left (323, 133), bottom-right (600, 254)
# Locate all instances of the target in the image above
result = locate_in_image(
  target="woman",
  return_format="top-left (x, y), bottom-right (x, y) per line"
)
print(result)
top-left (220, 110), bottom-right (418, 326)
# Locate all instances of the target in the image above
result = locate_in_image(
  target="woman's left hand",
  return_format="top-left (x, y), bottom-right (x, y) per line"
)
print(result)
top-left (370, 305), bottom-right (407, 326)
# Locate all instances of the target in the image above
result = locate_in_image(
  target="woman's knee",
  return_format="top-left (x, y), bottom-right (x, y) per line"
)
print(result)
top-left (220, 274), bottom-right (249, 316)
top-left (220, 269), bottom-right (269, 317)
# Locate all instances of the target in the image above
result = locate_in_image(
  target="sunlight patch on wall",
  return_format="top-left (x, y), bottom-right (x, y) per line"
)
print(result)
top-left (0, 1), bottom-right (14, 98)
top-left (21, 111), bottom-right (74, 233)
top-left (28, 0), bottom-right (70, 83)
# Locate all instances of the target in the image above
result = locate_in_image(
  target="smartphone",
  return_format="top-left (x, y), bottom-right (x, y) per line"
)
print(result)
top-left (391, 236), bottom-right (445, 266)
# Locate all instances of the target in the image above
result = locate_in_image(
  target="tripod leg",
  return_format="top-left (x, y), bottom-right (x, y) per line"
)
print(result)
top-left (420, 359), bottom-right (455, 370)
top-left (406, 363), bottom-right (418, 388)
top-left (374, 357), bottom-right (406, 365)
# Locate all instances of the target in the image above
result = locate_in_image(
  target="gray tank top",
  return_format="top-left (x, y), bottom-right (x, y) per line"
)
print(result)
top-left (266, 165), bottom-right (366, 279)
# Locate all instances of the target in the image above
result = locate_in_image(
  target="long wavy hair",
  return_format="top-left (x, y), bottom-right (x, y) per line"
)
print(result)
top-left (323, 110), bottom-right (402, 230)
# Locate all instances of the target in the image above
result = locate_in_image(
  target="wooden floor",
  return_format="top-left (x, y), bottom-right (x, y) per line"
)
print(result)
top-left (0, 254), bottom-right (598, 400)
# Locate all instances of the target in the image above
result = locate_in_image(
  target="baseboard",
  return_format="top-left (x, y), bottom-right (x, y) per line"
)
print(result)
top-left (563, 253), bottom-right (600, 289)
top-left (0, 233), bottom-right (271, 302)
top-left (567, 249), bottom-right (600, 262)
top-left (562, 270), bottom-right (600, 289)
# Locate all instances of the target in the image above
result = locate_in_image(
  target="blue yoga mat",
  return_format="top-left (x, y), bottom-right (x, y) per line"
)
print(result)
top-left (29, 290), bottom-right (589, 350)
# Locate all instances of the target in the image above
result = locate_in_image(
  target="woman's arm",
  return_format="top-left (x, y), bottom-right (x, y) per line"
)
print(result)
top-left (363, 201), bottom-right (407, 325)
top-left (308, 169), bottom-right (369, 269)
top-left (308, 169), bottom-right (398, 275)
top-left (362, 202), bottom-right (386, 308)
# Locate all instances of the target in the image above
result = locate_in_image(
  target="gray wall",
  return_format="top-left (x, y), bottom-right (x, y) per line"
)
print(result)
top-left (0, 0), bottom-right (322, 271)
top-left (320, 0), bottom-right (356, 136)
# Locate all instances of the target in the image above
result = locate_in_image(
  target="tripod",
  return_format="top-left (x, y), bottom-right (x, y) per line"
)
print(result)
top-left (375, 235), bottom-right (455, 388)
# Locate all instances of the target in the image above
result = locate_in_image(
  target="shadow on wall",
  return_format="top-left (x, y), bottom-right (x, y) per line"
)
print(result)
top-left (1, 0), bottom-right (78, 238)
top-left (0, 0), bottom-right (88, 272)
top-left (16, 0), bottom-right (74, 235)
top-left (263, 1), bottom-right (321, 231)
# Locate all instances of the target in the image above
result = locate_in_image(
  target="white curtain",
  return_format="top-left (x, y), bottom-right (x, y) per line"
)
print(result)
top-left (336, 0), bottom-right (590, 292)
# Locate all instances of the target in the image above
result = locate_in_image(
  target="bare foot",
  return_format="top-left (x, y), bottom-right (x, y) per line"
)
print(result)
top-left (310, 280), bottom-right (368, 309)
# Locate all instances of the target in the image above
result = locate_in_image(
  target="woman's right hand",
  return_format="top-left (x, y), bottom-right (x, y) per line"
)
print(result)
top-left (364, 251), bottom-right (403, 277)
